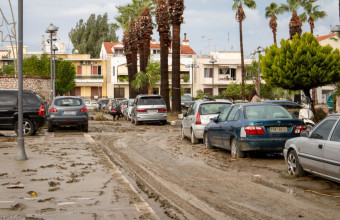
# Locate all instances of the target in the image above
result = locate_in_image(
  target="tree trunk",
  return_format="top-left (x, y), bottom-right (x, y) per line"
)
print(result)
top-left (141, 38), bottom-right (150, 95)
top-left (239, 21), bottom-right (245, 101)
top-left (130, 48), bottom-right (138, 98)
top-left (138, 42), bottom-right (145, 95)
top-left (160, 34), bottom-right (170, 111)
top-left (313, 87), bottom-right (318, 105)
top-left (147, 84), bottom-right (153, 95)
top-left (172, 23), bottom-right (181, 114)
top-left (303, 89), bottom-right (316, 120)
top-left (270, 15), bottom-right (277, 44)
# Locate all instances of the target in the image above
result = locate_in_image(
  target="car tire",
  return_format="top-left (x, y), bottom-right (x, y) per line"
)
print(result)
top-left (287, 150), bottom-right (305, 177)
top-left (204, 132), bottom-right (213, 149)
top-left (161, 120), bottom-right (167, 125)
top-left (231, 138), bottom-right (244, 159)
top-left (47, 123), bottom-right (54, 132)
top-left (135, 118), bottom-right (140, 125)
top-left (191, 129), bottom-right (199, 144)
top-left (15, 118), bottom-right (35, 136)
top-left (82, 124), bottom-right (89, 132)
top-left (131, 117), bottom-right (134, 123)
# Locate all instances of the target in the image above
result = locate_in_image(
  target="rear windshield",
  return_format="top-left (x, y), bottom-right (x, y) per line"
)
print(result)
top-left (245, 105), bottom-right (293, 120)
top-left (54, 98), bottom-right (82, 106)
top-left (139, 97), bottom-right (165, 105)
top-left (181, 96), bottom-right (193, 101)
top-left (199, 103), bottom-right (231, 115)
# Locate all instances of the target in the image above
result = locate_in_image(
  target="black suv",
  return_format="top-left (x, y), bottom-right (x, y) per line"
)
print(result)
top-left (0, 90), bottom-right (47, 136)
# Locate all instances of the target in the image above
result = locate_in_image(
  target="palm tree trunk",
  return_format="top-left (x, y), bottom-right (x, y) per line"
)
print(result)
top-left (147, 84), bottom-right (153, 94)
top-left (141, 39), bottom-right (150, 94)
top-left (172, 23), bottom-right (181, 114)
top-left (160, 34), bottom-right (170, 111)
top-left (130, 48), bottom-right (138, 98)
top-left (239, 20), bottom-right (246, 101)
top-left (138, 42), bottom-right (145, 94)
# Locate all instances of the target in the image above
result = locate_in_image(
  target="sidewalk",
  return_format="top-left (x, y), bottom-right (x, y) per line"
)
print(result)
top-left (0, 131), bottom-right (158, 220)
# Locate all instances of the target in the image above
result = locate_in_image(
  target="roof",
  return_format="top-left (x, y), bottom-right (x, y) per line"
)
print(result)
top-left (103, 42), bottom-right (196, 55)
top-left (316, 33), bottom-right (337, 42)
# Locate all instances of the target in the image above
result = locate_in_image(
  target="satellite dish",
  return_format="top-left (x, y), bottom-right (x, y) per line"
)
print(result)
top-left (74, 49), bottom-right (79, 54)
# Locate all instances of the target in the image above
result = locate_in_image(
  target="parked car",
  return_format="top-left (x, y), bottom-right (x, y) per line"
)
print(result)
top-left (96, 98), bottom-right (110, 111)
top-left (263, 100), bottom-right (315, 131)
top-left (0, 89), bottom-right (47, 136)
top-left (103, 99), bottom-right (114, 114)
top-left (181, 100), bottom-right (232, 144)
top-left (123, 98), bottom-right (135, 120)
top-left (47, 96), bottom-right (88, 132)
top-left (131, 95), bottom-right (167, 125)
top-left (284, 114), bottom-right (340, 183)
top-left (84, 99), bottom-right (97, 111)
top-left (181, 95), bottom-right (195, 109)
top-left (203, 103), bottom-right (307, 158)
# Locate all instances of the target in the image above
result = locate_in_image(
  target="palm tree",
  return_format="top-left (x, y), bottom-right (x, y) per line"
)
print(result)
top-left (245, 60), bottom-right (260, 95)
top-left (129, 21), bottom-right (139, 98)
top-left (156, 0), bottom-right (171, 111)
top-left (132, 61), bottom-right (161, 94)
top-left (232, 0), bottom-right (256, 101)
top-left (301, 0), bottom-right (327, 34)
top-left (123, 32), bottom-right (133, 97)
top-left (169, 0), bottom-right (184, 114)
top-left (280, 0), bottom-right (303, 40)
top-left (265, 2), bottom-right (282, 44)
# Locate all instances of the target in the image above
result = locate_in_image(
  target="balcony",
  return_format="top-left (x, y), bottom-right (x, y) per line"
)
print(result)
top-left (75, 75), bottom-right (103, 83)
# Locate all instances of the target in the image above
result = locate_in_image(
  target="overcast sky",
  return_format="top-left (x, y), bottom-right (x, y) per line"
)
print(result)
top-left (0, 0), bottom-right (338, 56)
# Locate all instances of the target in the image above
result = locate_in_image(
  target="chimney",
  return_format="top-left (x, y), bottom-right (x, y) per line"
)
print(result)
top-left (183, 33), bottom-right (189, 46)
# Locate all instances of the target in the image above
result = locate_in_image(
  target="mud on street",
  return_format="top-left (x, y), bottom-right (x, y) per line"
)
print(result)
top-left (91, 117), bottom-right (340, 220)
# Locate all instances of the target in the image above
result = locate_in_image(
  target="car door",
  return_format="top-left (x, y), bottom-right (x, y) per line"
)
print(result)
top-left (183, 103), bottom-right (196, 137)
top-left (208, 106), bottom-right (232, 147)
top-left (0, 91), bottom-right (17, 128)
top-left (221, 106), bottom-right (241, 149)
top-left (323, 120), bottom-right (340, 180)
top-left (299, 119), bottom-right (337, 173)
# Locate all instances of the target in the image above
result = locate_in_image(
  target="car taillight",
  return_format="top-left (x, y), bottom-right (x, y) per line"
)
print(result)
top-left (39, 105), bottom-right (45, 115)
top-left (158, 108), bottom-right (167, 112)
top-left (137, 109), bottom-right (146, 112)
top-left (111, 110), bottom-right (117, 113)
top-left (245, 126), bottom-right (265, 135)
top-left (49, 107), bottom-right (57, 113)
top-left (195, 112), bottom-right (201, 125)
top-left (80, 107), bottom-right (87, 112)
top-left (294, 125), bottom-right (307, 134)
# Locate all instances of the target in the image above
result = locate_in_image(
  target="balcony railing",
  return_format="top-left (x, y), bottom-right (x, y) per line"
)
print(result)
top-left (76, 75), bottom-right (103, 80)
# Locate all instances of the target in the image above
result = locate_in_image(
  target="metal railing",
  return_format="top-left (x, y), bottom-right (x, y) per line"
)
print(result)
top-left (76, 75), bottom-right (103, 80)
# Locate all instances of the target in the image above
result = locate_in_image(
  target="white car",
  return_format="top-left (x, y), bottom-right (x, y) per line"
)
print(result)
top-left (181, 99), bottom-right (232, 144)
top-left (284, 114), bottom-right (340, 183)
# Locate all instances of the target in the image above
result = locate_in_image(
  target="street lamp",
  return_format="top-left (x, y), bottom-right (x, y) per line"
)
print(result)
top-left (45, 23), bottom-right (58, 101)
top-left (209, 57), bottom-right (217, 97)
top-left (254, 46), bottom-right (264, 98)
top-left (185, 63), bottom-right (199, 97)
top-left (52, 45), bottom-right (58, 97)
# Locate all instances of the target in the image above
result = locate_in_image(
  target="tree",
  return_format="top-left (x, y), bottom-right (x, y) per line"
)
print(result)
top-left (280, 0), bottom-right (303, 40)
top-left (156, 0), bottom-right (171, 111)
top-left (301, 0), bottom-right (327, 34)
top-left (221, 83), bottom-right (242, 101)
top-left (128, 21), bottom-right (139, 98)
top-left (55, 60), bottom-right (76, 95)
top-left (69, 13), bottom-right (118, 58)
top-left (169, 0), bottom-right (184, 114)
top-left (265, 2), bottom-right (282, 44)
top-left (245, 60), bottom-right (260, 95)
top-left (260, 33), bottom-right (340, 115)
top-left (232, 0), bottom-right (256, 101)
top-left (131, 61), bottom-right (161, 94)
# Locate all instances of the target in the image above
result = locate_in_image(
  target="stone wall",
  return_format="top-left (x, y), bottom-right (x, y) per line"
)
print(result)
top-left (0, 75), bottom-right (51, 103)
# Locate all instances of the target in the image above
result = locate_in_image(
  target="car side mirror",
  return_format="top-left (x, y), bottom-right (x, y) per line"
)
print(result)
top-left (183, 112), bottom-right (188, 117)
top-left (212, 117), bottom-right (219, 123)
top-left (300, 130), bottom-right (309, 137)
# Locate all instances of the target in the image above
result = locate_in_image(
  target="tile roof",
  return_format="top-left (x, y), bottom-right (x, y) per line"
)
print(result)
top-left (103, 42), bottom-right (121, 54)
top-left (316, 33), bottom-right (337, 42)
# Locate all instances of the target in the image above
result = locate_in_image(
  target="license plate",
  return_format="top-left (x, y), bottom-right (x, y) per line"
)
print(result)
top-left (148, 110), bottom-right (158, 113)
top-left (63, 111), bottom-right (76, 115)
top-left (270, 127), bottom-right (287, 133)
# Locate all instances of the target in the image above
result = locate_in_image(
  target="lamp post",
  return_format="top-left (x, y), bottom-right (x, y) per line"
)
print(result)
top-left (52, 45), bottom-right (58, 97)
top-left (209, 57), bottom-right (217, 97)
top-left (185, 63), bottom-right (199, 97)
top-left (254, 46), bottom-right (264, 98)
top-left (45, 23), bottom-right (58, 102)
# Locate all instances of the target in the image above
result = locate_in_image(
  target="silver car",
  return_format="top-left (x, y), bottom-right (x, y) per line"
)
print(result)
top-left (284, 114), bottom-right (340, 183)
top-left (123, 99), bottom-right (134, 120)
top-left (181, 100), bottom-right (232, 144)
top-left (47, 96), bottom-right (88, 132)
top-left (131, 95), bottom-right (167, 125)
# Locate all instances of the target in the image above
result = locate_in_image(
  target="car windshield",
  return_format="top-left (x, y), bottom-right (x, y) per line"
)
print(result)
top-left (139, 97), bottom-right (165, 105)
top-left (245, 105), bottom-right (293, 120)
top-left (181, 96), bottom-right (193, 101)
top-left (84, 100), bottom-right (90, 104)
top-left (55, 98), bottom-right (82, 106)
top-left (199, 103), bottom-right (230, 115)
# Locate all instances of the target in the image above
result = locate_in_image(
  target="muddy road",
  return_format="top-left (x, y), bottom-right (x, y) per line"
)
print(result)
top-left (90, 117), bottom-right (340, 220)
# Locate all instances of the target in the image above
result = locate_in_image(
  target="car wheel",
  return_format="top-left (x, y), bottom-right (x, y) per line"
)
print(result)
top-left (204, 132), bottom-right (213, 149)
top-left (231, 138), bottom-right (244, 159)
top-left (15, 118), bottom-right (35, 136)
top-left (161, 120), bottom-right (167, 125)
top-left (135, 118), bottom-right (140, 125)
top-left (306, 124), bottom-right (314, 132)
top-left (287, 150), bottom-right (305, 177)
top-left (82, 124), bottom-right (89, 132)
top-left (47, 123), bottom-right (54, 132)
top-left (191, 129), bottom-right (198, 144)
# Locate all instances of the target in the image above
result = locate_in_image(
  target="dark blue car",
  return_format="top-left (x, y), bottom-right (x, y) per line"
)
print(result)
top-left (203, 103), bottom-right (306, 158)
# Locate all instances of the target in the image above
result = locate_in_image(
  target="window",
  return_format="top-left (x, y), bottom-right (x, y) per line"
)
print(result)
top-left (219, 68), bottom-right (229, 75)
top-left (0, 92), bottom-right (16, 105)
top-left (139, 97), bottom-right (165, 105)
top-left (153, 49), bottom-right (160, 54)
top-left (227, 106), bottom-right (239, 121)
top-left (244, 105), bottom-right (292, 120)
top-left (77, 66), bottom-right (82, 75)
top-left (330, 121), bottom-right (340, 142)
top-left (311, 119), bottom-right (337, 140)
top-left (183, 88), bottom-right (191, 94)
top-left (204, 68), bottom-right (213, 78)
top-left (218, 106), bottom-right (232, 122)
top-left (54, 98), bottom-right (82, 106)
top-left (230, 68), bottom-right (236, 80)
top-left (199, 103), bottom-right (231, 115)
top-left (23, 93), bottom-right (40, 105)
top-left (203, 88), bottom-right (212, 96)
top-left (92, 65), bottom-right (102, 75)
